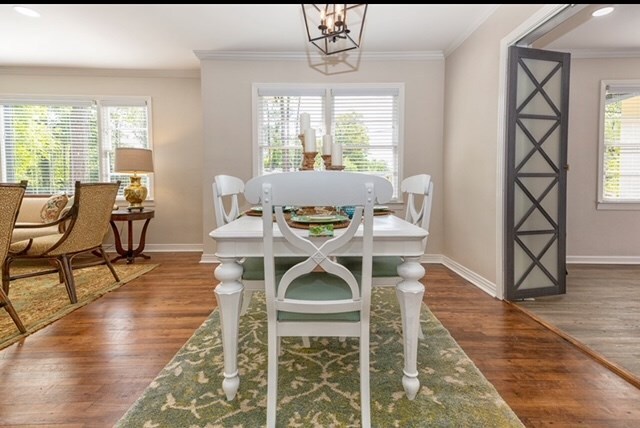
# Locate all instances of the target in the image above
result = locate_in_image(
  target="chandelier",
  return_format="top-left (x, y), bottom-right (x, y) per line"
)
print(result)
top-left (302, 4), bottom-right (368, 56)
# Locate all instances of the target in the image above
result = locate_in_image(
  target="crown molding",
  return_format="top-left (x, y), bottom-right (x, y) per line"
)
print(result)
top-left (564, 49), bottom-right (640, 59)
top-left (194, 50), bottom-right (444, 62)
top-left (0, 66), bottom-right (200, 79)
top-left (444, 4), bottom-right (500, 57)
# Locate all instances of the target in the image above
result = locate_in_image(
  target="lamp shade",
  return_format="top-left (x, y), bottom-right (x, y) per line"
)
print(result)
top-left (114, 148), bottom-right (154, 174)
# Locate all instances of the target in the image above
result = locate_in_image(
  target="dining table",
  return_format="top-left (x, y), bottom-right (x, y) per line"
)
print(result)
top-left (209, 212), bottom-right (428, 402)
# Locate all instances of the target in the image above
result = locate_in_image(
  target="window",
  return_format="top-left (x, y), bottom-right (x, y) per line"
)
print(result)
top-left (0, 96), bottom-right (152, 199)
top-left (598, 81), bottom-right (640, 208)
top-left (254, 84), bottom-right (403, 198)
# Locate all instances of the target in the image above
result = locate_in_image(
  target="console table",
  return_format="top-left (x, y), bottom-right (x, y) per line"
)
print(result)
top-left (110, 209), bottom-right (154, 263)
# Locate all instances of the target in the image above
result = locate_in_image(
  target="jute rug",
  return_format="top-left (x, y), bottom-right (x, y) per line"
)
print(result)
top-left (0, 261), bottom-right (158, 350)
top-left (116, 288), bottom-right (524, 427)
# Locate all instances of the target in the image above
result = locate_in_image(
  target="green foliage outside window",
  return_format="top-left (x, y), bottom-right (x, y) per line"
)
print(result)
top-left (4, 105), bottom-right (99, 194)
top-left (603, 100), bottom-right (621, 198)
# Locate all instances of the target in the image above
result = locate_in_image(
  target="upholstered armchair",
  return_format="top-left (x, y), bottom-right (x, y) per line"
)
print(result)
top-left (3, 181), bottom-right (120, 304)
top-left (0, 182), bottom-right (27, 333)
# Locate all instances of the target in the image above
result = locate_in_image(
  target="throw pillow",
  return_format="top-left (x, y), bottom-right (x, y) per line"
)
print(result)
top-left (40, 193), bottom-right (69, 224)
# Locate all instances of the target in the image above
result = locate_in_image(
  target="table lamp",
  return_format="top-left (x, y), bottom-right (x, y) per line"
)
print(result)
top-left (114, 147), bottom-right (154, 211)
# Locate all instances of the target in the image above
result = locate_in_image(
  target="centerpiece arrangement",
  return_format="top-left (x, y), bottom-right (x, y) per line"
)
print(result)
top-left (298, 112), bottom-right (344, 171)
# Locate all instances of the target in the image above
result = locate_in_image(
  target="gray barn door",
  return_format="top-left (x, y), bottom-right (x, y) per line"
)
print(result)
top-left (505, 46), bottom-right (570, 300)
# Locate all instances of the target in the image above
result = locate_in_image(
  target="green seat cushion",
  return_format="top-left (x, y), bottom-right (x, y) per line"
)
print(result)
top-left (337, 256), bottom-right (403, 278)
top-left (241, 257), bottom-right (306, 281)
top-left (277, 272), bottom-right (360, 322)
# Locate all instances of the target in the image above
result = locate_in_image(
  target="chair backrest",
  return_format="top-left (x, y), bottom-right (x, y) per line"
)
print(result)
top-left (213, 175), bottom-right (245, 228)
top-left (0, 182), bottom-right (27, 263)
top-left (50, 181), bottom-right (119, 255)
top-left (245, 171), bottom-right (393, 317)
top-left (401, 174), bottom-right (433, 249)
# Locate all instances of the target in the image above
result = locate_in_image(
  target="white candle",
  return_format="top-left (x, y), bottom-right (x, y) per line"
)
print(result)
top-left (299, 113), bottom-right (310, 132)
top-left (331, 142), bottom-right (342, 166)
top-left (322, 135), bottom-right (332, 155)
top-left (304, 128), bottom-right (316, 152)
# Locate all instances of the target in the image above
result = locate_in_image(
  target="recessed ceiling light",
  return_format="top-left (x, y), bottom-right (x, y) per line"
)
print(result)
top-left (13, 6), bottom-right (40, 18)
top-left (592, 6), bottom-right (614, 17)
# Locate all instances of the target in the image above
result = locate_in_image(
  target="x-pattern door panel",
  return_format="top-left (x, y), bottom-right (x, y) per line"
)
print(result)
top-left (506, 46), bottom-right (570, 300)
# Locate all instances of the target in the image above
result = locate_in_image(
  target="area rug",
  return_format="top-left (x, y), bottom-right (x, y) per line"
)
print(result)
top-left (0, 261), bottom-right (158, 350)
top-left (116, 288), bottom-right (524, 427)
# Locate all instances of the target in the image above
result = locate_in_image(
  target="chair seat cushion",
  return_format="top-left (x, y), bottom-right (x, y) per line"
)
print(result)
top-left (9, 234), bottom-right (63, 256)
top-left (277, 272), bottom-right (360, 322)
top-left (11, 224), bottom-right (60, 243)
top-left (337, 256), bottom-right (403, 278)
top-left (241, 257), bottom-right (306, 281)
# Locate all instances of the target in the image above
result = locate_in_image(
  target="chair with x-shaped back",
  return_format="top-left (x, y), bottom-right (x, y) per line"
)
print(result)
top-left (245, 171), bottom-right (393, 428)
top-left (213, 175), bottom-right (305, 317)
top-left (340, 174), bottom-right (433, 286)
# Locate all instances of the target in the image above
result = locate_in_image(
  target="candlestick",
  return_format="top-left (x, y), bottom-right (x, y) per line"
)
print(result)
top-left (322, 154), bottom-right (331, 170)
top-left (322, 135), bottom-right (332, 155)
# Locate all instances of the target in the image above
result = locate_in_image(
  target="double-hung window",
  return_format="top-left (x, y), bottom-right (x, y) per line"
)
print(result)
top-left (0, 96), bottom-right (152, 199)
top-left (254, 84), bottom-right (403, 199)
top-left (598, 81), bottom-right (640, 208)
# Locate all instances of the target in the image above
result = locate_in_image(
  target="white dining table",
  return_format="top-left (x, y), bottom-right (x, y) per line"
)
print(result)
top-left (209, 213), bottom-right (428, 402)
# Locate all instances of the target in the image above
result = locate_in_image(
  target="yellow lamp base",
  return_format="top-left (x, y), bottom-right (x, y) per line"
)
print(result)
top-left (124, 175), bottom-right (148, 211)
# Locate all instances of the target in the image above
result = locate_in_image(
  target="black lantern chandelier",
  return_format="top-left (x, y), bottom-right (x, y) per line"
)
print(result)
top-left (302, 4), bottom-right (368, 56)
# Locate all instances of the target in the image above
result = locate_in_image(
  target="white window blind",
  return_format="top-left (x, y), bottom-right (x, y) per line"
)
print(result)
top-left (255, 85), bottom-right (402, 197)
top-left (257, 94), bottom-right (324, 174)
top-left (1, 102), bottom-right (98, 195)
top-left (1, 97), bottom-right (152, 198)
top-left (602, 84), bottom-right (640, 202)
top-left (332, 90), bottom-right (399, 196)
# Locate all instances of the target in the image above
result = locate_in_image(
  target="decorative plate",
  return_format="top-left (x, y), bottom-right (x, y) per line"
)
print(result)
top-left (290, 214), bottom-right (349, 224)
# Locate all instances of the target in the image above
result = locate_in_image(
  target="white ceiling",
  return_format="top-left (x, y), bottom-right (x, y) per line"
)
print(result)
top-left (0, 4), bottom-right (503, 71)
top-left (3, 4), bottom-right (637, 72)
top-left (544, 4), bottom-right (640, 55)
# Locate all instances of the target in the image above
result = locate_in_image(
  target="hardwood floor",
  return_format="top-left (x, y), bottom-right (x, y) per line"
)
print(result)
top-left (0, 253), bottom-right (639, 427)
top-left (513, 264), bottom-right (640, 388)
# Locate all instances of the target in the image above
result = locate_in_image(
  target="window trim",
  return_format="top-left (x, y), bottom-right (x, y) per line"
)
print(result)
top-left (251, 83), bottom-right (405, 202)
top-left (0, 93), bottom-right (154, 202)
top-left (597, 80), bottom-right (640, 210)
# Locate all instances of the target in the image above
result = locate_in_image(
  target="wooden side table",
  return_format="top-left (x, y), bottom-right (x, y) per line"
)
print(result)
top-left (110, 209), bottom-right (155, 264)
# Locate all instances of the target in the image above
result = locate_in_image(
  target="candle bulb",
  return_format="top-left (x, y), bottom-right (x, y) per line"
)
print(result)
top-left (299, 113), bottom-right (310, 132)
top-left (304, 128), bottom-right (316, 152)
top-left (331, 142), bottom-right (342, 166)
top-left (322, 135), bottom-right (332, 155)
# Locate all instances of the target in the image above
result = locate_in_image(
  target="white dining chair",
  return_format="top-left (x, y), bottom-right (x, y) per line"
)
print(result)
top-left (245, 171), bottom-right (391, 428)
top-left (213, 175), bottom-right (306, 321)
top-left (340, 174), bottom-right (433, 286)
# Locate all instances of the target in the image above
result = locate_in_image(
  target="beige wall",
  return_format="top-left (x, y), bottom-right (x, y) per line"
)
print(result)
top-left (566, 58), bottom-right (640, 257)
top-left (0, 71), bottom-right (203, 250)
top-left (443, 5), bottom-right (543, 284)
top-left (200, 59), bottom-right (445, 258)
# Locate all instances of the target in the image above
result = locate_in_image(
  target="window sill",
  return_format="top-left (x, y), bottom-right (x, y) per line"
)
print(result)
top-left (597, 201), bottom-right (640, 211)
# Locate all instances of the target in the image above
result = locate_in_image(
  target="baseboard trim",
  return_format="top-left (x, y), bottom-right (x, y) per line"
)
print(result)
top-left (567, 255), bottom-right (640, 265)
top-left (118, 244), bottom-right (203, 253)
top-left (441, 256), bottom-right (497, 298)
top-left (200, 254), bottom-right (217, 264)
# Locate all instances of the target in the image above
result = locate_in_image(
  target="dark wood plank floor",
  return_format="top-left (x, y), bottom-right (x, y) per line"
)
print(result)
top-left (0, 253), bottom-right (638, 427)
top-left (514, 264), bottom-right (640, 388)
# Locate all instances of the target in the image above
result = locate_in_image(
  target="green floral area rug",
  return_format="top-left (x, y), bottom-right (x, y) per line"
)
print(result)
top-left (116, 288), bottom-right (524, 427)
